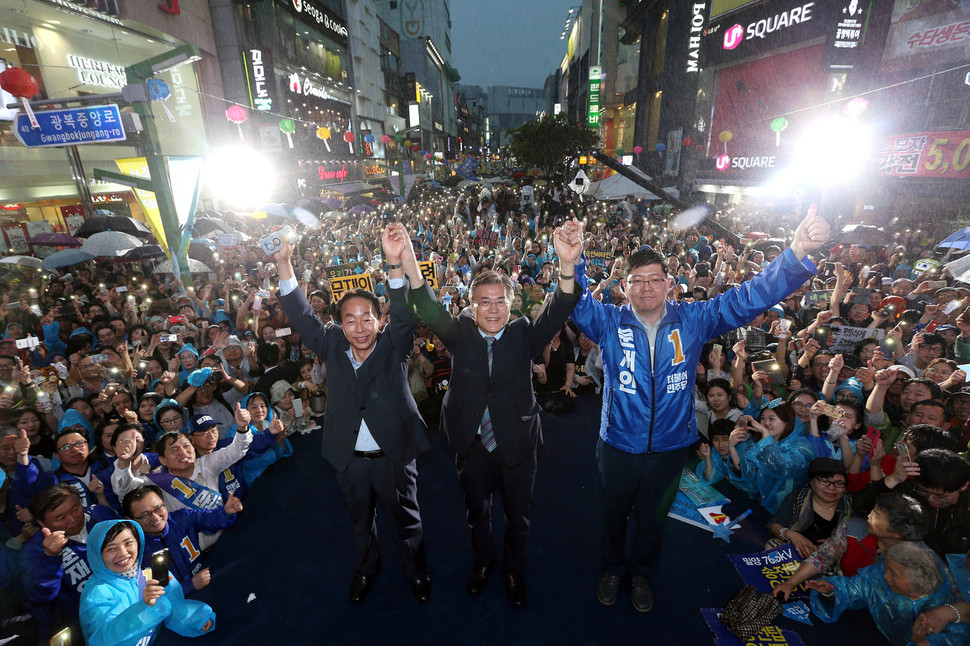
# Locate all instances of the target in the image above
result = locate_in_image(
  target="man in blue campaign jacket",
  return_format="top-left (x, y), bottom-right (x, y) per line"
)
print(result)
top-left (122, 484), bottom-right (239, 597)
top-left (571, 208), bottom-right (830, 613)
top-left (22, 483), bottom-right (118, 641)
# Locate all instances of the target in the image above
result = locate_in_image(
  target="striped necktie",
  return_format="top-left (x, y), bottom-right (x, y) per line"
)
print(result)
top-left (480, 336), bottom-right (496, 452)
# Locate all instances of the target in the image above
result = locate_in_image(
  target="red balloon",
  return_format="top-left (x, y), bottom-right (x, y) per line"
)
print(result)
top-left (225, 105), bottom-right (248, 124)
top-left (0, 67), bottom-right (39, 99)
top-left (343, 131), bottom-right (355, 143)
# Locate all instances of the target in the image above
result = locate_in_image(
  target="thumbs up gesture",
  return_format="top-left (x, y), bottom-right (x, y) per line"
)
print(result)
top-left (14, 429), bottom-right (30, 459)
top-left (41, 527), bottom-right (69, 557)
top-left (224, 493), bottom-right (244, 515)
top-left (234, 402), bottom-right (251, 428)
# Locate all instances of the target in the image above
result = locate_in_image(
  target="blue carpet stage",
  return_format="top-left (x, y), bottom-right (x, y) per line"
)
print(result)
top-left (159, 395), bottom-right (882, 645)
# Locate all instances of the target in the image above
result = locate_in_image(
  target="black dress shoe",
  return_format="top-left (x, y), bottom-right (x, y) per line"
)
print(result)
top-left (467, 563), bottom-right (493, 596)
top-left (596, 573), bottom-right (621, 606)
top-left (411, 574), bottom-right (431, 602)
top-left (504, 573), bottom-right (526, 608)
top-left (630, 576), bottom-right (653, 613)
top-left (350, 574), bottom-right (373, 604)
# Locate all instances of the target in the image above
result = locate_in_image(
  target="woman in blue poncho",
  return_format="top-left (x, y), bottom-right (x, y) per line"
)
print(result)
top-left (80, 519), bottom-right (214, 646)
top-left (809, 541), bottom-right (969, 646)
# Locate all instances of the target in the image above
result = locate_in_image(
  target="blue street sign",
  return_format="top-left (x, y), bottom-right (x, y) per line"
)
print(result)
top-left (14, 104), bottom-right (126, 148)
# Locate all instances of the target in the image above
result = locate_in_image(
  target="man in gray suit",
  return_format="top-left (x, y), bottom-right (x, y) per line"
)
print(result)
top-left (273, 227), bottom-right (431, 604)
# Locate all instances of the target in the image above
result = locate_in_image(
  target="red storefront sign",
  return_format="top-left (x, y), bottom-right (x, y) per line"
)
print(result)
top-left (875, 130), bottom-right (970, 180)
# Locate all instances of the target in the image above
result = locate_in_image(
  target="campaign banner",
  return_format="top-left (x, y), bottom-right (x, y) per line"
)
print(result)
top-left (325, 262), bottom-right (374, 300)
top-left (700, 608), bottom-right (806, 646)
top-left (679, 469), bottom-right (730, 508)
top-left (801, 290), bottom-right (832, 307)
top-left (668, 492), bottom-right (722, 533)
top-left (418, 260), bottom-right (439, 291)
top-left (728, 544), bottom-right (807, 598)
top-left (825, 325), bottom-right (884, 354)
top-left (586, 249), bottom-right (614, 268)
top-left (874, 130), bottom-right (970, 181)
top-left (882, 0), bottom-right (970, 72)
top-left (473, 229), bottom-right (499, 248)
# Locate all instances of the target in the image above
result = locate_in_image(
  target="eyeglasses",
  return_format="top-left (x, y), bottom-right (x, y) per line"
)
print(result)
top-left (134, 502), bottom-right (166, 522)
top-left (56, 440), bottom-right (88, 452)
top-left (159, 417), bottom-right (183, 427)
top-left (815, 477), bottom-right (847, 489)
top-left (627, 277), bottom-right (667, 290)
top-left (473, 299), bottom-right (509, 310)
top-left (791, 401), bottom-right (813, 410)
top-left (915, 485), bottom-right (953, 504)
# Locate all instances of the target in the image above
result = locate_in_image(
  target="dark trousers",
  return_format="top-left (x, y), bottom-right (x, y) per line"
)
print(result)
top-left (456, 439), bottom-right (538, 575)
top-left (335, 456), bottom-right (428, 580)
top-left (596, 438), bottom-right (687, 579)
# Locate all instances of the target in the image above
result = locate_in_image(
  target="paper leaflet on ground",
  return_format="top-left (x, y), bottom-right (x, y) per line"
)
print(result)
top-left (700, 608), bottom-right (805, 646)
top-left (667, 469), bottom-right (732, 533)
top-left (728, 544), bottom-right (808, 601)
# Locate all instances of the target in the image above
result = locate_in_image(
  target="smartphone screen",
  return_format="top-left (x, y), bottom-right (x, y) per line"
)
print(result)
top-left (151, 548), bottom-right (170, 584)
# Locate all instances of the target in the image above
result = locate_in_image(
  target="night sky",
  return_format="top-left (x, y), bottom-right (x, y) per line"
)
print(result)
top-left (451, 0), bottom-right (579, 90)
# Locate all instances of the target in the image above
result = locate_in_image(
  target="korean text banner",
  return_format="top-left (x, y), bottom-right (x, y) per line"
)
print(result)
top-left (874, 131), bottom-right (970, 180)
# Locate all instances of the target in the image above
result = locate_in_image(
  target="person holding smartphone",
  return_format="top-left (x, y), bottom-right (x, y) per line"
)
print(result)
top-left (80, 519), bottom-right (215, 646)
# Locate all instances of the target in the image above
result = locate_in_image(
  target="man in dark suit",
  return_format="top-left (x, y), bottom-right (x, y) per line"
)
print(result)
top-left (272, 228), bottom-right (432, 604)
top-left (393, 220), bottom-right (583, 607)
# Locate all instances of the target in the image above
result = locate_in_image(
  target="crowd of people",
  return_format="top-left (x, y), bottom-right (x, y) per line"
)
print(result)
top-left (0, 174), bottom-right (968, 645)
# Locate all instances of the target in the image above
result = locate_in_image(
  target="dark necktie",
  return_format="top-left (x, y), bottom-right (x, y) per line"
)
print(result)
top-left (480, 336), bottom-right (496, 452)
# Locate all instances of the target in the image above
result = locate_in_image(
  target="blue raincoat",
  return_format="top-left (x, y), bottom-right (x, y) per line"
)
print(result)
top-left (225, 392), bottom-right (292, 484)
top-left (811, 556), bottom-right (970, 646)
top-left (80, 519), bottom-right (215, 646)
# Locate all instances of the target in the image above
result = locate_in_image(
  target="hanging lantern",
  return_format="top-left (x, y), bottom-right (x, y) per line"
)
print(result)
top-left (682, 137), bottom-right (695, 147)
top-left (411, 144), bottom-right (421, 153)
top-left (616, 148), bottom-right (624, 157)
top-left (718, 130), bottom-right (733, 155)
top-left (844, 97), bottom-right (869, 118)
top-left (396, 134), bottom-right (405, 143)
top-left (225, 105), bottom-right (248, 141)
top-left (418, 149), bottom-right (426, 156)
top-left (146, 79), bottom-right (175, 123)
top-left (279, 119), bottom-right (296, 148)
top-left (769, 117), bottom-right (789, 147)
top-left (0, 67), bottom-right (40, 128)
top-left (655, 143), bottom-right (666, 152)
top-left (343, 130), bottom-right (355, 154)
top-left (633, 145), bottom-right (643, 154)
top-left (316, 126), bottom-right (331, 152)
top-left (364, 134), bottom-right (375, 144)
top-left (380, 134), bottom-right (391, 144)
top-left (425, 153), bottom-right (432, 160)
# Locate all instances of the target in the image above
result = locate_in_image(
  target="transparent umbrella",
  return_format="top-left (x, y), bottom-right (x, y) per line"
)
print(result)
top-left (80, 231), bottom-right (144, 257)
top-left (153, 258), bottom-right (213, 274)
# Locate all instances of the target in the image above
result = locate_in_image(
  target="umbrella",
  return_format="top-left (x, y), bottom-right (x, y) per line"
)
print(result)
top-left (342, 194), bottom-right (374, 209)
top-left (945, 253), bottom-right (970, 284)
top-left (348, 204), bottom-right (374, 215)
top-left (153, 258), bottom-right (213, 274)
top-left (837, 224), bottom-right (892, 247)
top-left (193, 217), bottom-right (234, 235)
top-left (0, 255), bottom-right (42, 270)
top-left (937, 226), bottom-right (970, 252)
top-left (189, 242), bottom-right (216, 267)
top-left (320, 197), bottom-right (341, 208)
top-left (27, 233), bottom-right (82, 247)
top-left (40, 249), bottom-right (95, 270)
top-left (76, 215), bottom-right (152, 238)
top-left (117, 244), bottom-right (165, 261)
top-left (80, 231), bottom-right (143, 257)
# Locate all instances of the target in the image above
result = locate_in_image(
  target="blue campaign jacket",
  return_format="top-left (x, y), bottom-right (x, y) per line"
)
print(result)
top-left (224, 393), bottom-right (292, 485)
top-left (571, 247), bottom-right (816, 455)
top-left (80, 519), bottom-right (215, 646)
top-left (22, 504), bottom-right (118, 639)
top-left (140, 507), bottom-right (236, 597)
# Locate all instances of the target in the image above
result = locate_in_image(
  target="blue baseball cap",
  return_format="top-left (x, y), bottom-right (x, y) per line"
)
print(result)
top-left (189, 414), bottom-right (218, 433)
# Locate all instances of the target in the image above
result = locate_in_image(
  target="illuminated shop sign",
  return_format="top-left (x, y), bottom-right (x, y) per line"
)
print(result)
top-left (244, 49), bottom-right (277, 111)
top-left (686, 3), bottom-right (706, 73)
top-left (67, 54), bottom-right (125, 89)
top-left (279, 0), bottom-right (348, 45)
top-left (703, 0), bottom-right (824, 66)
